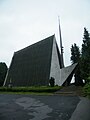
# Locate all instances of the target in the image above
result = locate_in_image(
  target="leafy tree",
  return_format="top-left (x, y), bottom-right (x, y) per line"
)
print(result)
top-left (0, 62), bottom-right (8, 86)
top-left (81, 28), bottom-right (90, 81)
top-left (70, 43), bottom-right (80, 64)
top-left (70, 27), bottom-right (90, 85)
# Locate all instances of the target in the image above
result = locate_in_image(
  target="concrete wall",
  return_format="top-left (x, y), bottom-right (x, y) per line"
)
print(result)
top-left (60, 63), bottom-right (77, 85)
top-left (50, 37), bottom-right (60, 85)
top-left (49, 36), bottom-right (77, 86)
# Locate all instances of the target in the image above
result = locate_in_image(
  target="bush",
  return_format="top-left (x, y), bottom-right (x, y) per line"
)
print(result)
top-left (86, 77), bottom-right (90, 84)
top-left (49, 77), bottom-right (55, 87)
top-left (83, 83), bottom-right (90, 97)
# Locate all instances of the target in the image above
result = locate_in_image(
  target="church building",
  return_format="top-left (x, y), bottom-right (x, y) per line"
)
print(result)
top-left (4, 35), bottom-right (66, 86)
top-left (4, 33), bottom-right (77, 86)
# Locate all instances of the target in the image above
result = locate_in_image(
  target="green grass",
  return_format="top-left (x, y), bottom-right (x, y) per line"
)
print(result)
top-left (0, 91), bottom-right (54, 95)
top-left (0, 86), bottom-right (61, 95)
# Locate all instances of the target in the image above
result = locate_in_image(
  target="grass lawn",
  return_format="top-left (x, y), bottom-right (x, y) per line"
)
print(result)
top-left (0, 86), bottom-right (61, 95)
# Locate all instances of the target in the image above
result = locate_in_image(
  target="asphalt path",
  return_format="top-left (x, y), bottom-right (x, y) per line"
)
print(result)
top-left (0, 94), bottom-right (90, 120)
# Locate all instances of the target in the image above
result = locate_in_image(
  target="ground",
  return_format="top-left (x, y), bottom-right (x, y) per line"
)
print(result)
top-left (0, 94), bottom-right (90, 120)
top-left (55, 85), bottom-right (84, 96)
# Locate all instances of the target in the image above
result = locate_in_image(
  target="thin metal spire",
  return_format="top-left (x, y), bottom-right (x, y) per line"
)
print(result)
top-left (58, 16), bottom-right (64, 68)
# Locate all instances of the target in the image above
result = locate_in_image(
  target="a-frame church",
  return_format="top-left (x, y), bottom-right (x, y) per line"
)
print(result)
top-left (3, 34), bottom-right (77, 87)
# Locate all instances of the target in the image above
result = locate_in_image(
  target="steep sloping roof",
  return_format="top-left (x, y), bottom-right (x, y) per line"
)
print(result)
top-left (5, 35), bottom-right (55, 86)
top-left (60, 63), bottom-right (78, 86)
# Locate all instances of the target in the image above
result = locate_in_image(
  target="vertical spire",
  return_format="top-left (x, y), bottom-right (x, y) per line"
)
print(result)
top-left (58, 16), bottom-right (64, 68)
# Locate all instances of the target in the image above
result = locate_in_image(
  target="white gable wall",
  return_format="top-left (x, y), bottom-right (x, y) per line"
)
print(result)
top-left (50, 37), bottom-right (60, 86)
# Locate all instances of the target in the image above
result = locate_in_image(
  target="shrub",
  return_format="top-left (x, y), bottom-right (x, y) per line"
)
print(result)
top-left (83, 83), bottom-right (90, 97)
top-left (49, 77), bottom-right (55, 87)
top-left (86, 77), bottom-right (90, 84)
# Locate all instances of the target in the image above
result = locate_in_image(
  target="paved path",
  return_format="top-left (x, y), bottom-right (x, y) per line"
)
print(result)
top-left (55, 85), bottom-right (84, 96)
top-left (0, 94), bottom-right (90, 120)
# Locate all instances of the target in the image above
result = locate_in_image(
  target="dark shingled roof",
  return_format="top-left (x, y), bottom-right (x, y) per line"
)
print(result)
top-left (5, 35), bottom-right (57, 86)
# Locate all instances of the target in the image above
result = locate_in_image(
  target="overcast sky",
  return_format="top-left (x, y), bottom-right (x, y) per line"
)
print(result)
top-left (0, 0), bottom-right (90, 67)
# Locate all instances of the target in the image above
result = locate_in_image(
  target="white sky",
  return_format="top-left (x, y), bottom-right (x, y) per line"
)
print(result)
top-left (0, 0), bottom-right (90, 67)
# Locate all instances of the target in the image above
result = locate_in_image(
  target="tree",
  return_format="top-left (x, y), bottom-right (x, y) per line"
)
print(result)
top-left (70, 44), bottom-right (83, 86)
top-left (82, 28), bottom-right (90, 57)
top-left (0, 62), bottom-right (8, 86)
top-left (70, 43), bottom-right (80, 64)
top-left (81, 28), bottom-right (90, 81)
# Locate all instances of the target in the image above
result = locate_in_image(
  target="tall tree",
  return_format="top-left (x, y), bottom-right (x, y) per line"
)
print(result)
top-left (70, 43), bottom-right (83, 86)
top-left (81, 28), bottom-right (90, 81)
top-left (0, 62), bottom-right (8, 86)
top-left (70, 43), bottom-right (80, 64)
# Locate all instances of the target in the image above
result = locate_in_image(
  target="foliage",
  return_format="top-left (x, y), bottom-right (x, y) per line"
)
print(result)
top-left (82, 28), bottom-right (90, 57)
top-left (70, 28), bottom-right (90, 84)
top-left (70, 43), bottom-right (83, 85)
top-left (83, 83), bottom-right (90, 97)
top-left (86, 77), bottom-right (90, 84)
top-left (0, 86), bottom-right (61, 93)
top-left (80, 28), bottom-right (90, 80)
top-left (49, 77), bottom-right (55, 87)
top-left (0, 62), bottom-right (8, 86)
top-left (70, 43), bottom-right (80, 64)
